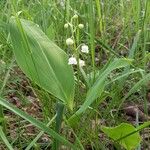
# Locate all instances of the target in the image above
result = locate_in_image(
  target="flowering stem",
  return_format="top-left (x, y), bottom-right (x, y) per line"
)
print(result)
top-left (70, 17), bottom-right (81, 102)
top-left (76, 20), bottom-right (80, 46)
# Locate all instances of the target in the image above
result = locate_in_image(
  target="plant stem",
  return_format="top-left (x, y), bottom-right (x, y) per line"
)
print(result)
top-left (53, 102), bottom-right (64, 150)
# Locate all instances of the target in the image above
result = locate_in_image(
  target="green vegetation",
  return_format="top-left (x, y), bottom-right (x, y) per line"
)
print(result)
top-left (0, 0), bottom-right (150, 149)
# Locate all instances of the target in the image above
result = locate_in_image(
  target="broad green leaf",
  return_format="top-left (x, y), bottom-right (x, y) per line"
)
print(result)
top-left (69, 58), bottom-right (132, 125)
top-left (118, 121), bottom-right (150, 141)
top-left (9, 17), bottom-right (75, 110)
top-left (46, 23), bottom-right (55, 40)
top-left (101, 123), bottom-right (141, 150)
top-left (0, 97), bottom-right (75, 149)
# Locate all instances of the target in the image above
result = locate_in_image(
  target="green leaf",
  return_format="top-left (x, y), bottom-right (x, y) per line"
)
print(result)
top-left (116, 121), bottom-right (150, 142)
top-left (101, 123), bottom-right (141, 150)
top-left (9, 17), bottom-right (75, 110)
top-left (137, 121), bottom-right (150, 131)
top-left (69, 58), bottom-right (132, 126)
top-left (0, 97), bottom-right (75, 149)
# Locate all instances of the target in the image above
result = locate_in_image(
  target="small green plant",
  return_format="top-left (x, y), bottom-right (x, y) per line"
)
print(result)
top-left (7, 16), bottom-right (150, 150)
top-left (101, 121), bottom-right (150, 150)
top-left (101, 123), bottom-right (141, 150)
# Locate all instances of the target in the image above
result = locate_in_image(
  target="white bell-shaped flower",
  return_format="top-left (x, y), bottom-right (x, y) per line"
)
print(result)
top-left (68, 56), bottom-right (77, 65)
top-left (79, 59), bottom-right (85, 67)
top-left (81, 45), bottom-right (89, 53)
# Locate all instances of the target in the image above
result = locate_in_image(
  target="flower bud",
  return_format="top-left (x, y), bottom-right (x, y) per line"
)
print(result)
top-left (66, 38), bottom-right (74, 46)
top-left (78, 24), bottom-right (84, 29)
top-left (72, 14), bottom-right (78, 19)
top-left (64, 23), bottom-right (69, 28)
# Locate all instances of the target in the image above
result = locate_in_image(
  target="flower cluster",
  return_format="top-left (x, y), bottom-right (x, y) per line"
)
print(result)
top-left (64, 14), bottom-right (89, 67)
top-left (67, 44), bottom-right (88, 67)
top-left (68, 57), bottom-right (85, 67)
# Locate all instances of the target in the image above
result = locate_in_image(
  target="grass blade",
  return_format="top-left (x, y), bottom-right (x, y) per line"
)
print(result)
top-left (0, 97), bottom-right (75, 149)
top-left (25, 115), bottom-right (56, 150)
top-left (0, 126), bottom-right (14, 150)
